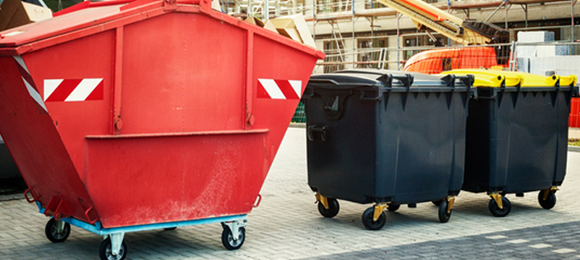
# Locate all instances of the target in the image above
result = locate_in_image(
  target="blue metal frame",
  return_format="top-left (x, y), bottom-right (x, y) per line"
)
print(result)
top-left (36, 202), bottom-right (246, 236)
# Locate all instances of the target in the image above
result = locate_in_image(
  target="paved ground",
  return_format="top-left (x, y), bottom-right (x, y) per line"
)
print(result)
top-left (308, 221), bottom-right (580, 259)
top-left (1, 127), bottom-right (580, 259)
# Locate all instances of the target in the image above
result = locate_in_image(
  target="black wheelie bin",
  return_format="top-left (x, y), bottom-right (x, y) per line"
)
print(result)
top-left (303, 69), bottom-right (474, 230)
top-left (442, 69), bottom-right (578, 217)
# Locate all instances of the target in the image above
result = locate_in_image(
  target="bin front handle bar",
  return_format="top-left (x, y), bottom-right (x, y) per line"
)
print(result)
top-left (308, 125), bottom-right (328, 142)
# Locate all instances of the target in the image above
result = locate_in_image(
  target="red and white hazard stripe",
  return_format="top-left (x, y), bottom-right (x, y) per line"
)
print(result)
top-left (13, 56), bottom-right (48, 112)
top-left (257, 79), bottom-right (302, 100)
top-left (44, 79), bottom-right (104, 102)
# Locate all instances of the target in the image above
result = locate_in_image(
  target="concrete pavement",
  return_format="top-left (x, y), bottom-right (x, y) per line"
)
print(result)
top-left (1, 127), bottom-right (580, 259)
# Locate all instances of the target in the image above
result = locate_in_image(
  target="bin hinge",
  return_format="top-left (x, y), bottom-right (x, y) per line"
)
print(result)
top-left (442, 74), bottom-right (456, 88)
top-left (392, 74), bottom-right (414, 89)
top-left (442, 74), bottom-right (474, 90)
top-left (315, 193), bottom-right (329, 210)
top-left (377, 74), bottom-right (393, 88)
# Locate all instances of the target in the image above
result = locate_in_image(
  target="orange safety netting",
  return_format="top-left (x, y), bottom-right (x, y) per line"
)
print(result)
top-left (404, 47), bottom-right (499, 74)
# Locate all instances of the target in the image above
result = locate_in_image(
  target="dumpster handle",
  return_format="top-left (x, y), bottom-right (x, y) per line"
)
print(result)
top-left (24, 187), bottom-right (38, 203)
top-left (84, 206), bottom-right (99, 225)
top-left (253, 194), bottom-right (262, 208)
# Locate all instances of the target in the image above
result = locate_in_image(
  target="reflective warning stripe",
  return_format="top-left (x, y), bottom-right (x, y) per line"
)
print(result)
top-left (257, 79), bottom-right (302, 99)
top-left (13, 56), bottom-right (48, 112)
top-left (44, 78), bottom-right (104, 102)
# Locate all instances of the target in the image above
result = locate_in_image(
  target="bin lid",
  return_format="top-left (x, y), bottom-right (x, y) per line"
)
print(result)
top-left (441, 69), bottom-right (577, 87)
top-left (308, 69), bottom-right (466, 89)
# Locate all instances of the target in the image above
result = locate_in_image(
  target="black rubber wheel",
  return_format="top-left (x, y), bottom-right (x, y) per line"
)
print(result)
top-left (99, 237), bottom-right (127, 260)
top-left (45, 218), bottom-right (71, 243)
top-left (387, 204), bottom-right (400, 212)
top-left (317, 198), bottom-right (340, 218)
top-left (438, 200), bottom-right (451, 223)
top-left (164, 227), bottom-right (177, 231)
top-left (221, 226), bottom-right (246, 250)
top-left (432, 200), bottom-right (443, 206)
top-left (488, 196), bottom-right (511, 217)
top-left (538, 190), bottom-right (557, 209)
top-left (361, 207), bottom-right (386, 230)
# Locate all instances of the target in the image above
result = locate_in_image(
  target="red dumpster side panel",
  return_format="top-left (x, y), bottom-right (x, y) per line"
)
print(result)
top-left (22, 31), bottom-right (116, 182)
top-left (180, 132), bottom-right (267, 221)
top-left (85, 136), bottom-right (183, 227)
top-left (0, 56), bottom-right (96, 222)
top-left (85, 132), bottom-right (266, 228)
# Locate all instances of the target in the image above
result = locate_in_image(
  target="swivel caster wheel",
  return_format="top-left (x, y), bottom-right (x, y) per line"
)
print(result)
top-left (538, 190), bottom-right (557, 209)
top-left (99, 237), bottom-right (127, 260)
top-left (317, 198), bottom-right (340, 218)
top-left (45, 218), bottom-right (70, 243)
top-left (438, 199), bottom-right (452, 223)
top-left (221, 226), bottom-right (246, 250)
top-left (489, 196), bottom-right (511, 217)
top-left (361, 207), bottom-right (386, 230)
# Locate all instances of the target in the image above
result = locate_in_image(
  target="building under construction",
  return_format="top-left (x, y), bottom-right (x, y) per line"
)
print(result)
top-left (220, 0), bottom-right (579, 74)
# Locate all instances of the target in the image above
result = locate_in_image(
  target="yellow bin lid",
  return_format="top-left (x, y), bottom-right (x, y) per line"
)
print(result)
top-left (441, 69), bottom-right (577, 88)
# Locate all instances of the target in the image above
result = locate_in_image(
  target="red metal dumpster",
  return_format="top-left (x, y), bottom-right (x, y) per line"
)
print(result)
top-left (0, 0), bottom-right (324, 258)
top-left (570, 98), bottom-right (580, 128)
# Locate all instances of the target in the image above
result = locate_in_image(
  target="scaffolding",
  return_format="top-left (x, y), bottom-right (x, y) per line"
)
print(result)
top-left (219, 0), bottom-right (578, 74)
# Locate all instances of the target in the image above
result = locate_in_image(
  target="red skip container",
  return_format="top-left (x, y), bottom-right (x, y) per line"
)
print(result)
top-left (0, 0), bottom-right (323, 258)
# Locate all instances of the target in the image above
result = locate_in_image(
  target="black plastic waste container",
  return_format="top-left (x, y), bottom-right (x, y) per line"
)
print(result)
top-left (442, 70), bottom-right (578, 217)
top-left (303, 69), bottom-right (474, 230)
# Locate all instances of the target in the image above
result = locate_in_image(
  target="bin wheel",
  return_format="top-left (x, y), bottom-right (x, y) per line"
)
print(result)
top-left (45, 218), bottom-right (71, 243)
top-left (432, 200), bottom-right (443, 206)
top-left (488, 196), bottom-right (511, 217)
top-left (221, 226), bottom-right (245, 250)
top-left (438, 200), bottom-right (451, 223)
top-left (538, 190), bottom-right (557, 209)
top-left (387, 204), bottom-right (400, 212)
top-left (99, 237), bottom-right (127, 260)
top-left (164, 227), bottom-right (177, 231)
top-left (317, 198), bottom-right (340, 218)
top-left (361, 207), bottom-right (386, 231)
